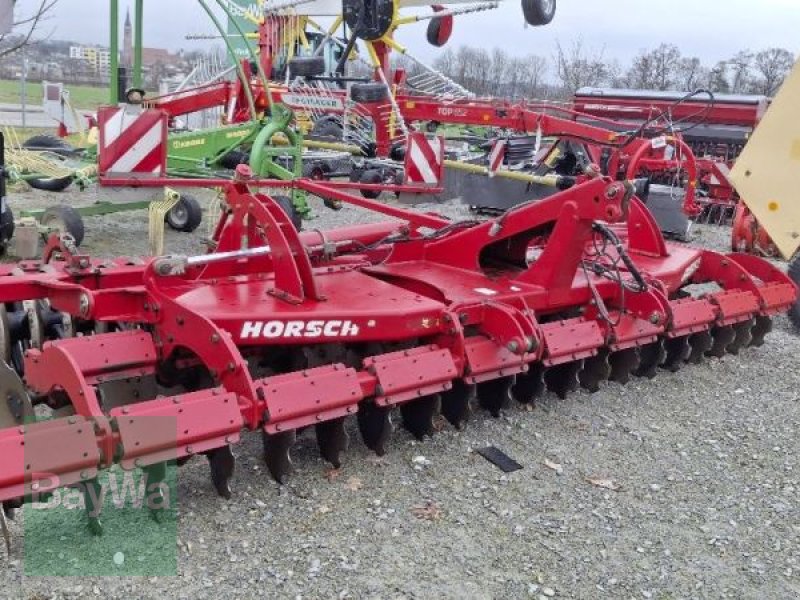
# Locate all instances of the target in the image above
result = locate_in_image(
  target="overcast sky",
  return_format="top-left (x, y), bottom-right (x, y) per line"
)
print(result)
top-left (32, 0), bottom-right (800, 68)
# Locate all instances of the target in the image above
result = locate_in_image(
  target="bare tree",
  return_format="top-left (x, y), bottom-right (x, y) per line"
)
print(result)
top-left (520, 54), bottom-right (547, 98)
top-left (728, 50), bottom-right (753, 93)
top-left (753, 47), bottom-right (794, 95)
top-left (707, 61), bottom-right (730, 93)
top-left (0, 0), bottom-right (59, 59)
top-left (626, 44), bottom-right (681, 90)
top-left (676, 57), bottom-right (707, 92)
top-left (489, 48), bottom-right (509, 97)
top-left (553, 40), bottom-right (610, 93)
top-left (431, 47), bottom-right (456, 79)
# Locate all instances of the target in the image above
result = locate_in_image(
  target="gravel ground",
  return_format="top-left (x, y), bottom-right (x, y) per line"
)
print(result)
top-left (2, 184), bottom-right (799, 600)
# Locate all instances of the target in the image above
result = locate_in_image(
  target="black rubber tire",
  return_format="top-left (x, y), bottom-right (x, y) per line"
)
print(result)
top-left (350, 83), bottom-right (388, 104)
top-left (788, 253), bottom-right (800, 331)
top-left (22, 134), bottom-right (74, 152)
top-left (40, 204), bottom-right (85, 246)
top-left (359, 169), bottom-right (383, 199)
top-left (425, 121), bottom-right (440, 133)
top-left (522, 0), bottom-right (556, 26)
top-left (274, 195), bottom-right (303, 231)
top-left (218, 150), bottom-right (249, 170)
top-left (289, 56), bottom-right (326, 78)
top-left (165, 194), bottom-right (203, 233)
top-left (389, 141), bottom-right (406, 162)
top-left (0, 205), bottom-right (14, 250)
top-left (310, 117), bottom-right (344, 141)
top-left (26, 176), bottom-right (73, 192)
top-left (302, 162), bottom-right (328, 181)
top-left (426, 17), bottom-right (447, 47)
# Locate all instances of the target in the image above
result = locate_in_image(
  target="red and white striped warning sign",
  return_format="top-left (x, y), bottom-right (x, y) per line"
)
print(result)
top-left (487, 139), bottom-right (507, 176)
top-left (405, 132), bottom-right (444, 186)
top-left (98, 106), bottom-right (167, 177)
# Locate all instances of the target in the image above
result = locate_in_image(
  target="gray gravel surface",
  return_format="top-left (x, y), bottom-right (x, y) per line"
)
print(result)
top-left (2, 185), bottom-right (799, 600)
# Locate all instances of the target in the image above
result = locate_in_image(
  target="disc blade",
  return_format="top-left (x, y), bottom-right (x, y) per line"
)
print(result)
top-left (440, 381), bottom-right (474, 430)
top-left (357, 401), bottom-right (392, 456)
top-left (263, 430), bottom-right (296, 484)
top-left (0, 360), bottom-right (33, 428)
top-left (707, 325), bottom-right (736, 358)
top-left (512, 364), bottom-right (545, 404)
top-left (634, 340), bottom-right (666, 379)
top-left (400, 394), bottom-right (441, 440)
top-left (687, 331), bottom-right (713, 363)
top-left (726, 319), bottom-right (754, 355)
top-left (545, 360), bottom-right (584, 399)
top-left (609, 348), bottom-right (641, 384)
top-left (315, 417), bottom-right (350, 468)
top-left (578, 351), bottom-right (611, 393)
top-left (749, 316), bottom-right (772, 347)
top-left (476, 376), bottom-right (515, 417)
top-left (1, 505), bottom-right (10, 555)
top-left (206, 446), bottom-right (235, 499)
top-left (662, 336), bottom-right (691, 372)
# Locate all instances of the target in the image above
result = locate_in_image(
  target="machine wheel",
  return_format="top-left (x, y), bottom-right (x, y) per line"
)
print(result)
top-left (389, 141), bottom-right (406, 162)
top-left (521, 0), bottom-right (556, 26)
top-left (350, 83), bottom-right (388, 104)
top-left (289, 56), bottom-right (326, 78)
top-left (219, 150), bottom-right (249, 170)
top-left (0, 206), bottom-right (14, 251)
top-left (302, 161), bottom-right (329, 181)
top-left (40, 204), bottom-right (85, 246)
top-left (22, 134), bottom-right (75, 154)
top-left (310, 117), bottom-right (344, 141)
top-left (26, 176), bottom-right (73, 193)
top-left (788, 253), bottom-right (800, 331)
top-left (426, 13), bottom-right (453, 47)
top-left (359, 169), bottom-right (383, 199)
top-left (274, 195), bottom-right (303, 231)
top-left (165, 194), bottom-right (203, 233)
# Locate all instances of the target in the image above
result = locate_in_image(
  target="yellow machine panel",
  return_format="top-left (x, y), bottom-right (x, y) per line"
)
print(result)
top-left (731, 58), bottom-right (800, 259)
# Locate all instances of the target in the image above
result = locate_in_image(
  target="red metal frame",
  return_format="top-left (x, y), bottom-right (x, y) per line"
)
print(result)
top-left (0, 174), bottom-right (795, 507)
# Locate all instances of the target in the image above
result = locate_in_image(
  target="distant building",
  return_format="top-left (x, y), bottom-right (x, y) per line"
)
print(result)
top-left (69, 45), bottom-right (112, 72)
top-left (121, 8), bottom-right (133, 68)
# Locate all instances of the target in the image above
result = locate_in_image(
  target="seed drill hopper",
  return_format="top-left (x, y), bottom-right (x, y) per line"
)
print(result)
top-left (0, 161), bottom-right (795, 541)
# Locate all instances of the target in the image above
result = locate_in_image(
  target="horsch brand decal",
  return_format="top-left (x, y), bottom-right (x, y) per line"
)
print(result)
top-left (240, 320), bottom-right (360, 339)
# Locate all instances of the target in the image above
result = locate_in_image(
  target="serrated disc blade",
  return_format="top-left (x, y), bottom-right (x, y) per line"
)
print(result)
top-left (357, 401), bottom-right (392, 456)
top-left (400, 394), bottom-right (441, 440)
top-left (440, 381), bottom-right (474, 430)
top-left (545, 360), bottom-right (584, 399)
top-left (315, 417), bottom-right (350, 469)
top-left (609, 348), bottom-right (641, 384)
top-left (263, 430), bottom-right (296, 484)
top-left (476, 376), bottom-right (515, 417)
